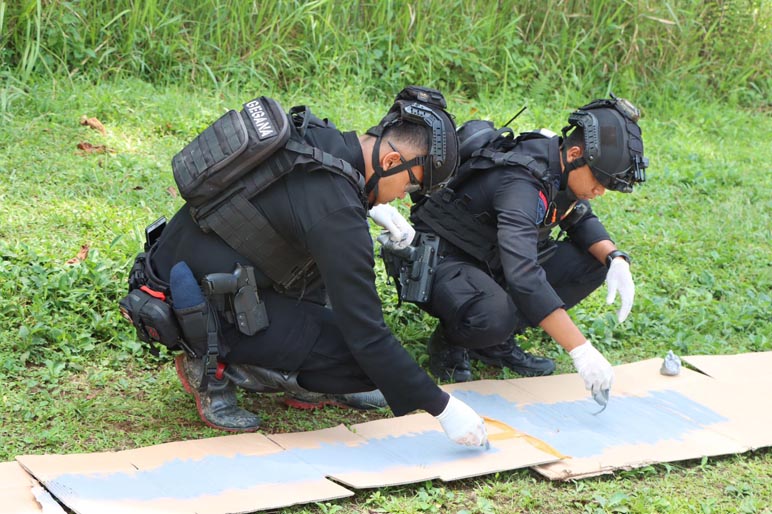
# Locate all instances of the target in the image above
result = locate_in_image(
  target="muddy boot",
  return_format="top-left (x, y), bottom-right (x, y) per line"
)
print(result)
top-left (469, 340), bottom-right (556, 377)
top-left (224, 363), bottom-right (387, 410)
top-left (175, 354), bottom-right (261, 432)
top-left (427, 326), bottom-right (472, 383)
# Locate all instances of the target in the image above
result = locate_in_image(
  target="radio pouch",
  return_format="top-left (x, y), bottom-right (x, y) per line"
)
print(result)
top-left (119, 287), bottom-right (181, 352)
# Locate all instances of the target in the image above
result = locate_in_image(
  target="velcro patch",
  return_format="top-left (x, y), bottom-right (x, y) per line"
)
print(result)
top-left (244, 98), bottom-right (278, 140)
top-left (536, 191), bottom-right (548, 224)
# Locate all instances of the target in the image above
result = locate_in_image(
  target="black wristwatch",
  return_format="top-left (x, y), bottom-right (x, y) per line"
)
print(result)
top-left (605, 250), bottom-right (631, 268)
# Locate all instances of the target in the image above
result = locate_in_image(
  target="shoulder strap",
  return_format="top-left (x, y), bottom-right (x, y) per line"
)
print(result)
top-left (449, 132), bottom-right (550, 190)
top-left (193, 124), bottom-right (365, 292)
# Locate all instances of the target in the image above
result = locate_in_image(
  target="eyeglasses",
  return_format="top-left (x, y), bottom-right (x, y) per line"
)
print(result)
top-left (387, 141), bottom-right (423, 194)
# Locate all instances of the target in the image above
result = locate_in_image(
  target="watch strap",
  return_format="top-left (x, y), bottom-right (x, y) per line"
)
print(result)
top-left (605, 250), bottom-right (630, 268)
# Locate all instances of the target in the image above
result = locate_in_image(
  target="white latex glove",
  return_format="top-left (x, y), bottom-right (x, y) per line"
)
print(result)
top-left (435, 395), bottom-right (489, 447)
top-left (569, 341), bottom-right (614, 405)
top-left (369, 204), bottom-right (415, 250)
top-left (606, 257), bottom-right (635, 323)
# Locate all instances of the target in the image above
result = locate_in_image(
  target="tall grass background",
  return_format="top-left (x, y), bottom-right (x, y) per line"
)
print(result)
top-left (1, 0), bottom-right (771, 110)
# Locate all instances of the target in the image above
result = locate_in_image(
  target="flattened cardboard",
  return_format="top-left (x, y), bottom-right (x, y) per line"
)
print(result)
top-left (349, 412), bottom-right (558, 486)
top-left (18, 433), bottom-right (352, 514)
top-left (13, 352), bottom-right (772, 511)
top-left (268, 423), bottom-right (427, 488)
top-left (0, 461), bottom-right (65, 514)
top-left (657, 354), bottom-right (772, 451)
top-left (268, 417), bottom-right (558, 489)
top-left (684, 351), bottom-right (772, 383)
top-left (520, 359), bottom-right (756, 480)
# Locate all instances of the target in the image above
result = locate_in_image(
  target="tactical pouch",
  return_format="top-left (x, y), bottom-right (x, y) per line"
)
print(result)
top-left (119, 288), bottom-right (181, 350)
top-left (172, 96), bottom-right (291, 206)
top-left (172, 303), bottom-right (210, 358)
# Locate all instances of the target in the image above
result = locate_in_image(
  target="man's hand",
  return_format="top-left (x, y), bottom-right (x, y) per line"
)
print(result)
top-left (569, 341), bottom-right (614, 405)
top-left (435, 395), bottom-right (489, 447)
top-left (369, 204), bottom-right (415, 250)
top-left (606, 258), bottom-right (635, 323)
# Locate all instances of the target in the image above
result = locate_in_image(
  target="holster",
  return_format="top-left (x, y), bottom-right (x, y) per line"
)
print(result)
top-left (174, 301), bottom-right (221, 380)
top-left (381, 233), bottom-right (441, 304)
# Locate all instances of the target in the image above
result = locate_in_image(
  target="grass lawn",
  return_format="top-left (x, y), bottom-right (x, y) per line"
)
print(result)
top-left (1, 79), bottom-right (770, 513)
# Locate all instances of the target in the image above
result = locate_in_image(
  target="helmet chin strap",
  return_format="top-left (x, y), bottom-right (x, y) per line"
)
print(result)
top-left (364, 128), bottom-right (426, 202)
top-left (365, 139), bottom-right (382, 202)
top-left (560, 145), bottom-right (588, 191)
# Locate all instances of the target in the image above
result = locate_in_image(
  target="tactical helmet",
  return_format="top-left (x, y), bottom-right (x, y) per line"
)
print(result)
top-left (366, 86), bottom-right (459, 197)
top-left (561, 94), bottom-right (648, 193)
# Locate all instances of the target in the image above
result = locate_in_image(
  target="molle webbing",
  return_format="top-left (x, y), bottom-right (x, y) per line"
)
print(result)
top-left (412, 136), bottom-right (554, 273)
top-left (412, 191), bottom-right (500, 271)
top-left (458, 148), bottom-right (549, 184)
top-left (173, 97), bottom-right (364, 292)
top-left (193, 140), bottom-right (362, 292)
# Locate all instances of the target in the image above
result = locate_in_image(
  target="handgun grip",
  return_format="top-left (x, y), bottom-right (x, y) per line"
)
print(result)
top-left (201, 273), bottom-right (238, 295)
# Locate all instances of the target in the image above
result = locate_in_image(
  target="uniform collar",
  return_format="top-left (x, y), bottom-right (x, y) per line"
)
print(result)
top-left (547, 136), bottom-right (562, 177)
top-left (343, 131), bottom-right (366, 177)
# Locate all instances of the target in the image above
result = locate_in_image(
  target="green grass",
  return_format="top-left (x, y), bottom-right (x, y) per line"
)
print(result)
top-left (2, 1), bottom-right (771, 108)
top-left (1, 78), bottom-right (771, 513)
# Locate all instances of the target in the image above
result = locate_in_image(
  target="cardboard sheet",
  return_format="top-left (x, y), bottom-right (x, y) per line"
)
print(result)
top-left (683, 351), bottom-right (772, 384)
top-left (14, 352), bottom-right (772, 511)
top-left (17, 433), bottom-right (352, 514)
top-left (266, 416), bottom-right (558, 489)
top-left (0, 460), bottom-right (65, 514)
top-left (680, 352), bottom-right (772, 450)
top-left (294, 413), bottom-right (558, 488)
top-left (447, 356), bottom-right (772, 481)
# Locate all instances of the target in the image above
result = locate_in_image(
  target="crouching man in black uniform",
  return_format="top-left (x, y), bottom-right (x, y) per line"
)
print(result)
top-left (387, 96), bottom-right (647, 405)
top-left (124, 86), bottom-right (488, 447)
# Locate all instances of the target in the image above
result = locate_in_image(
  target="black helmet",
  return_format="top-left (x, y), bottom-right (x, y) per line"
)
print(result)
top-left (366, 86), bottom-right (459, 196)
top-left (561, 94), bottom-right (648, 193)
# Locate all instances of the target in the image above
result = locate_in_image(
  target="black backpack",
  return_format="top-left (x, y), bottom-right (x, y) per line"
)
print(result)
top-left (171, 97), bottom-right (364, 291)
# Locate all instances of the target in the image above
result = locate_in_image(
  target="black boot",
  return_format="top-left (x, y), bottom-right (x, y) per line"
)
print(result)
top-left (175, 354), bottom-right (261, 432)
top-left (285, 389), bottom-right (388, 410)
top-left (469, 340), bottom-right (556, 377)
top-left (224, 363), bottom-right (388, 410)
top-left (427, 327), bottom-right (472, 383)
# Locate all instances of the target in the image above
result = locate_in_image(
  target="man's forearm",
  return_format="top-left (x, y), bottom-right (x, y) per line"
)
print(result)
top-left (538, 308), bottom-right (586, 352)
top-left (588, 239), bottom-right (617, 265)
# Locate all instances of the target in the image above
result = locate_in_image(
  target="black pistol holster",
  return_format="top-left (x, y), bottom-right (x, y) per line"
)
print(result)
top-left (201, 264), bottom-right (269, 337)
top-left (380, 233), bottom-right (441, 304)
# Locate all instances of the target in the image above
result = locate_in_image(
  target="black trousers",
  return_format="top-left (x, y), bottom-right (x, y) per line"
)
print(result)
top-left (417, 240), bottom-right (607, 349)
top-left (218, 289), bottom-right (375, 394)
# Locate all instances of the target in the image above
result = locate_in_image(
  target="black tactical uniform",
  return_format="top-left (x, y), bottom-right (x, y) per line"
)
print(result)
top-left (151, 122), bottom-right (448, 417)
top-left (410, 135), bottom-right (611, 381)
